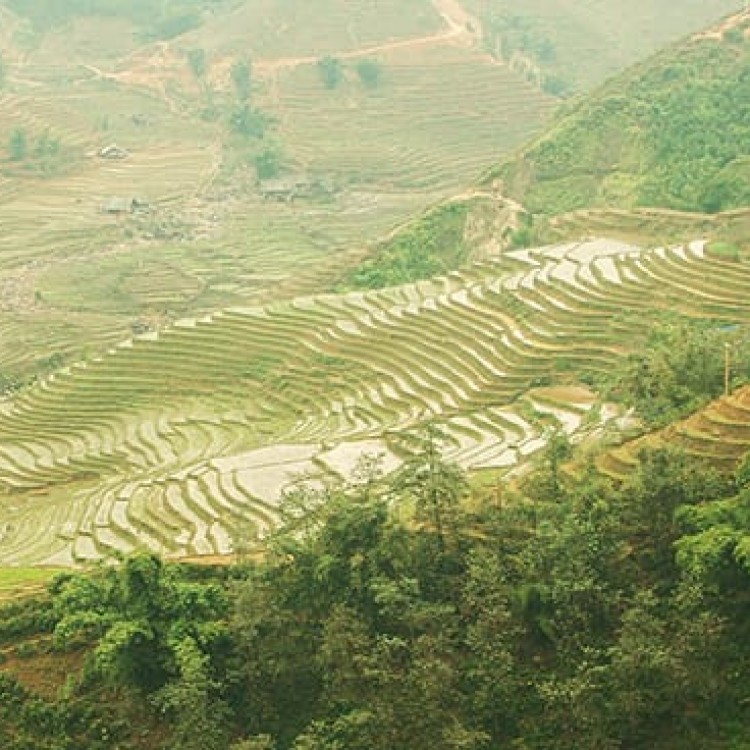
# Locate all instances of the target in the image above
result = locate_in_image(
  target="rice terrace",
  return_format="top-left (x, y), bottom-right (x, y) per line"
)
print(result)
top-left (0, 0), bottom-right (749, 566)
top-left (5, 1), bottom-right (750, 749)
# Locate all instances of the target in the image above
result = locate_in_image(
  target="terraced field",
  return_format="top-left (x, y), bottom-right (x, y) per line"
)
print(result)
top-left (190, 0), bottom-right (443, 59)
top-left (0, 0), bottom-right (557, 387)
top-left (2, 237), bottom-right (750, 565)
top-left (601, 385), bottom-right (750, 479)
top-left (271, 45), bottom-right (553, 191)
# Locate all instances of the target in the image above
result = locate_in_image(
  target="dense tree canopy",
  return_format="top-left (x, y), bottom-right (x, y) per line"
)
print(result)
top-left (2, 435), bottom-right (749, 749)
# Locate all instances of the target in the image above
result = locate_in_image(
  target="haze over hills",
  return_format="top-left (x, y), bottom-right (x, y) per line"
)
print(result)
top-left (0, 0), bottom-right (555, 388)
top-left (0, 0), bottom-right (743, 390)
top-left (463, 0), bottom-right (744, 92)
top-left (0, 1), bottom-right (750, 568)
top-left (492, 8), bottom-right (750, 219)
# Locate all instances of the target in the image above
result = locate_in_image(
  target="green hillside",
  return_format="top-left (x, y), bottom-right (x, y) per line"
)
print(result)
top-left (493, 13), bottom-right (750, 217)
top-left (2, 449), bottom-right (750, 750)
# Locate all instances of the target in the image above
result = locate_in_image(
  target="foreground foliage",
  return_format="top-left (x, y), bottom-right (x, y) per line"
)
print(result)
top-left (2, 439), bottom-right (750, 748)
top-left (600, 319), bottom-right (750, 427)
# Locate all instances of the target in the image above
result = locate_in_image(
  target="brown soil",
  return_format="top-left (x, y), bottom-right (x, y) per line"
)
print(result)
top-left (1, 644), bottom-right (86, 698)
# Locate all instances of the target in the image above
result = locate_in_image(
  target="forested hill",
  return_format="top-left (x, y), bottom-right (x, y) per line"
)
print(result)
top-left (492, 12), bottom-right (750, 216)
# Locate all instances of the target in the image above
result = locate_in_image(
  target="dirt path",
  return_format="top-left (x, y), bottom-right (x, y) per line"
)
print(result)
top-left (254, 0), bottom-right (481, 75)
top-left (72, 0), bottom-right (486, 109)
top-left (694, 7), bottom-right (749, 40)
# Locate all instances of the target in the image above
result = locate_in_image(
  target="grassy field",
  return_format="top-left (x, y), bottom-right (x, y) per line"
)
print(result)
top-left (0, 566), bottom-right (60, 600)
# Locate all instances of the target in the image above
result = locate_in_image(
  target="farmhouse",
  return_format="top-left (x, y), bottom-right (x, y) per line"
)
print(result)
top-left (98, 143), bottom-right (129, 160)
top-left (102, 196), bottom-right (150, 215)
top-left (258, 178), bottom-right (299, 202)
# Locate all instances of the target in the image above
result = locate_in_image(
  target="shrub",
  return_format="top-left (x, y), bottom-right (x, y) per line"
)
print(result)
top-left (318, 56), bottom-right (343, 89)
top-left (356, 59), bottom-right (382, 89)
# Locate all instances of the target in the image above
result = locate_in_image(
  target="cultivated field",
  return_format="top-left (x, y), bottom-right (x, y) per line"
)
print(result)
top-left (0, 0), bottom-right (554, 386)
top-left (2, 2), bottom-right (750, 568)
top-left (601, 384), bottom-right (750, 479)
top-left (1, 237), bottom-right (750, 565)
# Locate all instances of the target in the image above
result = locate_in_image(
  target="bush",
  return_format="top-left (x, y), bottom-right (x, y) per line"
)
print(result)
top-left (230, 105), bottom-right (272, 138)
top-left (254, 147), bottom-right (282, 180)
top-left (356, 59), bottom-right (382, 89)
top-left (318, 56), bottom-right (343, 89)
top-left (723, 27), bottom-right (744, 44)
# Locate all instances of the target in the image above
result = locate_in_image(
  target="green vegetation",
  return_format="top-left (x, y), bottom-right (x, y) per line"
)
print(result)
top-left (3, 126), bottom-right (70, 176)
top-left (231, 58), bottom-right (253, 101)
top-left (317, 55), bottom-right (344, 89)
top-left (7, 128), bottom-right (27, 161)
top-left (230, 104), bottom-right (272, 138)
top-left (602, 320), bottom-right (750, 427)
top-left (187, 48), bottom-right (207, 79)
top-left (483, 11), bottom-right (566, 93)
top-left (253, 146), bottom-right (282, 180)
top-left (494, 32), bottom-right (750, 215)
top-left (3, 440), bottom-right (750, 748)
top-left (339, 202), bottom-right (470, 289)
top-left (707, 241), bottom-right (742, 261)
top-left (0, 568), bottom-right (60, 597)
top-left (4, 0), bottom-right (213, 38)
top-left (464, 0), bottom-right (741, 92)
top-left (355, 58), bottom-right (383, 89)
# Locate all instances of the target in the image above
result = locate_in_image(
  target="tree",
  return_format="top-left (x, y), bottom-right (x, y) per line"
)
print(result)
top-left (318, 56), bottom-right (343, 89)
top-left (254, 146), bottom-right (282, 180)
top-left (522, 431), bottom-right (572, 502)
top-left (356, 59), bottom-right (382, 89)
top-left (34, 129), bottom-right (60, 158)
top-left (8, 128), bottom-right (27, 161)
top-left (52, 555), bottom-right (229, 693)
top-left (153, 635), bottom-right (230, 750)
top-left (230, 104), bottom-right (271, 138)
top-left (187, 48), bottom-right (207, 79)
top-left (392, 425), bottom-right (467, 551)
top-left (231, 58), bottom-right (252, 101)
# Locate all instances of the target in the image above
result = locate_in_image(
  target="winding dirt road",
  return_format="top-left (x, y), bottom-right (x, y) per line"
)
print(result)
top-left (253, 0), bottom-right (482, 74)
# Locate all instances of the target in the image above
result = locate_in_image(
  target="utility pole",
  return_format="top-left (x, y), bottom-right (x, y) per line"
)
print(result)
top-left (725, 342), bottom-right (731, 397)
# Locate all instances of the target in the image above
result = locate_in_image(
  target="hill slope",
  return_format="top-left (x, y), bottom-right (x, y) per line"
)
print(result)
top-left (601, 384), bottom-right (750, 479)
top-left (0, 0), bottom-right (556, 388)
top-left (463, 0), bottom-right (743, 93)
top-left (2, 238), bottom-right (750, 564)
top-left (492, 11), bottom-right (750, 216)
